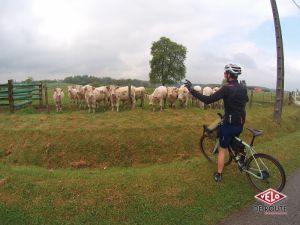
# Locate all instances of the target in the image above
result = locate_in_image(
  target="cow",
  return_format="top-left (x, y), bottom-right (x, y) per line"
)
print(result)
top-left (178, 85), bottom-right (189, 108)
top-left (84, 87), bottom-right (96, 113)
top-left (148, 86), bottom-right (167, 111)
top-left (167, 87), bottom-right (178, 108)
top-left (94, 86), bottom-right (110, 108)
top-left (67, 86), bottom-right (78, 104)
top-left (76, 85), bottom-right (93, 108)
top-left (84, 86), bottom-right (111, 113)
top-left (133, 86), bottom-right (146, 107)
top-left (108, 86), bottom-right (136, 112)
top-left (202, 86), bottom-right (213, 109)
top-left (53, 88), bottom-right (64, 112)
top-left (192, 85), bottom-right (203, 108)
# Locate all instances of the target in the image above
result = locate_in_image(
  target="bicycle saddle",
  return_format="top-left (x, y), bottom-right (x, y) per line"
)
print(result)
top-left (247, 128), bottom-right (263, 137)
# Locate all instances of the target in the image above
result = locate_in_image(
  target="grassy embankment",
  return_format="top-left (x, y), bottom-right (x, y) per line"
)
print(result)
top-left (0, 91), bottom-right (300, 225)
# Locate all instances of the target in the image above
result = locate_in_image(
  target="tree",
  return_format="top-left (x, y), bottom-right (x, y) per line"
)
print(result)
top-left (24, 76), bottom-right (34, 83)
top-left (149, 37), bottom-right (187, 85)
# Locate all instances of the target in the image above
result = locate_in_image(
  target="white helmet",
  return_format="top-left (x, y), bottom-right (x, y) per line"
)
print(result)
top-left (224, 64), bottom-right (242, 76)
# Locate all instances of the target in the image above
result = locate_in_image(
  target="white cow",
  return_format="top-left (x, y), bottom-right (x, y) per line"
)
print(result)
top-left (134, 86), bottom-right (146, 107)
top-left (85, 87), bottom-right (96, 113)
top-left (84, 86), bottom-right (110, 113)
top-left (167, 87), bottom-right (178, 108)
top-left (67, 86), bottom-right (78, 104)
top-left (148, 86), bottom-right (167, 111)
top-left (53, 88), bottom-right (64, 112)
top-left (202, 86), bottom-right (213, 109)
top-left (77, 85), bottom-right (93, 108)
top-left (94, 86), bottom-right (110, 108)
top-left (109, 86), bottom-right (136, 112)
top-left (192, 85), bottom-right (203, 108)
top-left (178, 85), bottom-right (189, 108)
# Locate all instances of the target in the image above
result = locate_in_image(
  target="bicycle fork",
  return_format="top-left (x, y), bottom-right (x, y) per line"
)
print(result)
top-left (213, 139), bottom-right (219, 154)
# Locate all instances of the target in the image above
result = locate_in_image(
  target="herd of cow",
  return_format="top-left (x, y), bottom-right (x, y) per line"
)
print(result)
top-left (53, 84), bottom-right (223, 112)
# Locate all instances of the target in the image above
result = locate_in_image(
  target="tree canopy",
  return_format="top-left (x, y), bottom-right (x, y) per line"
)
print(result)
top-left (63, 75), bottom-right (149, 87)
top-left (149, 37), bottom-right (187, 85)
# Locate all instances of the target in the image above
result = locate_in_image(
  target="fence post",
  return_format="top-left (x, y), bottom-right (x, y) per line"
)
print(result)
top-left (8, 80), bottom-right (14, 113)
top-left (288, 92), bottom-right (293, 105)
top-left (249, 89), bottom-right (253, 108)
top-left (39, 82), bottom-right (43, 106)
top-left (44, 84), bottom-right (49, 113)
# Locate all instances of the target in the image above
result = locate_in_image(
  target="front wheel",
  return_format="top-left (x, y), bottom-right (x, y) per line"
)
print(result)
top-left (199, 135), bottom-right (232, 166)
top-left (245, 153), bottom-right (286, 192)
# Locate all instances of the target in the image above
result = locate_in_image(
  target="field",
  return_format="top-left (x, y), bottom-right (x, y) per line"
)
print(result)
top-left (1, 84), bottom-right (300, 225)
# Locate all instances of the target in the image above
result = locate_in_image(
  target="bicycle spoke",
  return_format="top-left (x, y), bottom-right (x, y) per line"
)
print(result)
top-left (246, 154), bottom-right (286, 192)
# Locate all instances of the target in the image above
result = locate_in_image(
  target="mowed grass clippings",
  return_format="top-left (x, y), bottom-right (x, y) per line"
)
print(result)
top-left (0, 99), bottom-right (300, 224)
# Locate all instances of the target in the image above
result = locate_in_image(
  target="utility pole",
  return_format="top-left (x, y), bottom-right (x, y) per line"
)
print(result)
top-left (270, 0), bottom-right (284, 124)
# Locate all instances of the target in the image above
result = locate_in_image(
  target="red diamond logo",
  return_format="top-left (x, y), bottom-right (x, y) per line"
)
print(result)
top-left (255, 188), bottom-right (287, 205)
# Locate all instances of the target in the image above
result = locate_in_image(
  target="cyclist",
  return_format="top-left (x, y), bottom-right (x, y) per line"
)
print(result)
top-left (184, 64), bottom-right (249, 182)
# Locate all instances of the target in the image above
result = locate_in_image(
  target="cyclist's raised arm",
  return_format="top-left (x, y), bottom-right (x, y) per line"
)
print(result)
top-left (190, 86), bottom-right (228, 105)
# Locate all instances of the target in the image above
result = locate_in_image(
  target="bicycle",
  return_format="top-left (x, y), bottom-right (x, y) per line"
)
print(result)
top-left (200, 113), bottom-right (286, 192)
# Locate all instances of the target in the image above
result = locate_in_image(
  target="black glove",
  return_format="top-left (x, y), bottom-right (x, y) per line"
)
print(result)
top-left (184, 79), bottom-right (193, 91)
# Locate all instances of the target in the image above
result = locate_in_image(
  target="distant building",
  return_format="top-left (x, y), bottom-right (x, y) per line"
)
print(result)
top-left (254, 87), bottom-right (263, 92)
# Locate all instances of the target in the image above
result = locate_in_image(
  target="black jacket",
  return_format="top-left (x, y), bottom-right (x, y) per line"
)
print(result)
top-left (190, 80), bottom-right (249, 125)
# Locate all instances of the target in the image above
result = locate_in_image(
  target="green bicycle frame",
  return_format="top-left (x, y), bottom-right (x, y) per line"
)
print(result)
top-left (233, 137), bottom-right (270, 180)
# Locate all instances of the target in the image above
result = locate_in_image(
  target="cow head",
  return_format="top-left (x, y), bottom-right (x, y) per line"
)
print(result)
top-left (54, 88), bottom-right (64, 101)
top-left (148, 94), bottom-right (154, 105)
top-left (178, 86), bottom-right (188, 100)
top-left (167, 87), bottom-right (178, 98)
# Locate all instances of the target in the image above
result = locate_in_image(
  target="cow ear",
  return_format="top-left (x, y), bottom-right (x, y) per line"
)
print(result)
top-left (92, 87), bottom-right (95, 90)
top-left (115, 86), bottom-right (119, 90)
top-left (61, 88), bottom-right (63, 92)
top-left (106, 86), bottom-right (110, 91)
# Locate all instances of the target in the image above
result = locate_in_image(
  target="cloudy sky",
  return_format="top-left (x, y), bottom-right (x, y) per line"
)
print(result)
top-left (0, 0), bottom-right (299, 90)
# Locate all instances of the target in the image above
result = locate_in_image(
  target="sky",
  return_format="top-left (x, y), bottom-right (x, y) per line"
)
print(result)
top-left (0, 0), bottom-right (299, 90)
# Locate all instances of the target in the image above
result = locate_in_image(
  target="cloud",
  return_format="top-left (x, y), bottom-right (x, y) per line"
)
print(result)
top-left (0, 0), bottom-right (299, 90)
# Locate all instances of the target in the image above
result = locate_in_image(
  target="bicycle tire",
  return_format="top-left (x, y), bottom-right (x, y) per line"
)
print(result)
top-left (199, 134), bottom-right (232, 166)
top-left (245, 153), bottom-right (286, 192)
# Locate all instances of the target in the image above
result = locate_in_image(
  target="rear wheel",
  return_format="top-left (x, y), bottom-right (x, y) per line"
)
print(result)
top-left (245, 153), bottom-right (286, 192)
top-left (199, 135), bottom-right (232, 166)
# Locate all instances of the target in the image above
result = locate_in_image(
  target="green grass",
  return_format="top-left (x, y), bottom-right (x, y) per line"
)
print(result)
top-left (0, 92), bottom-right (300, 224)
top-left (1, 128), bottom-right (300, 225)
top-left (0, 105), bottom-right (299, 168)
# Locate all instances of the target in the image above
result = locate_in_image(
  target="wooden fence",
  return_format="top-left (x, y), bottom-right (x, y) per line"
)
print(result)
top-left (0, 80), bottom-right (49, 113)
top-left (248, 90), bottom-right (291, 108)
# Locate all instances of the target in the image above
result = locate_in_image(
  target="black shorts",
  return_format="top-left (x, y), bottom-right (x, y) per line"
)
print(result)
top-left (219, 123), bottom-right (243, 148)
